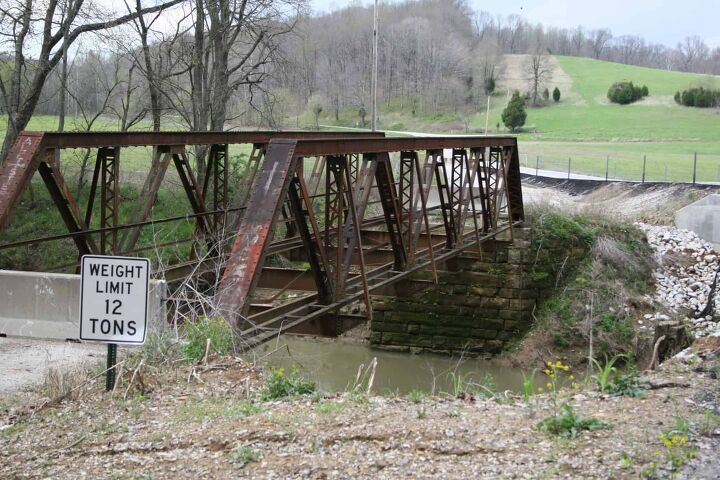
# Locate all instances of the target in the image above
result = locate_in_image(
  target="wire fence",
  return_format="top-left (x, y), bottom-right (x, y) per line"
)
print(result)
top-left (518, 151), bottom-right (720, 184)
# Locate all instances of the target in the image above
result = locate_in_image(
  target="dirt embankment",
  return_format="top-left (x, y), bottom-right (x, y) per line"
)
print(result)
top-left (1, 354), bottom-right (719, 479)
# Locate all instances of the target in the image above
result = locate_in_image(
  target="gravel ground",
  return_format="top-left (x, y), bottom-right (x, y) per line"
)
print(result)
top-left (0, 337), bottom-right (105, 395)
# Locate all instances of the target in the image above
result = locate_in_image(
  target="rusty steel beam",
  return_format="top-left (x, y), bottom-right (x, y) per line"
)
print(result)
top-left (33, 130), bottom-right (385, 149)
top-left (292, 136), bottom-right (517, 156)
top-left (218, 140), bottom-right (299, 320)
top-left (0, 132), bottom-right (45, 230)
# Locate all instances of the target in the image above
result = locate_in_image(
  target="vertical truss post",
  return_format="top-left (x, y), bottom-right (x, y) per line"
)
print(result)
top-left (432, 149), bottom-right (456, 248)
top-left (282, 160), bottom-right (299, 239)
top-left (473, 148), bottom-right (491, 233)
top-left (204, 144), bottom-right (229, 232)
top-left (99, 147), bottom-right (120, 254)
top-left (506, 142), bottom-right (525, 223)
top-left (500, 146), bottom-right (516, 241)
top-left (486, 147), bottom-right (502, 231)
top-left (450, 149), bottom-right (467, 243)
top-left (374, 152), bottom-right (407, 271)
top-left (349, 153), bottom-right (360, 184)
top-left (458, 148), bottom-right (482, 248)
top-left (399, 151), bottom-right (416, 256)
top-left (324, 156), bottom-right (348, 297)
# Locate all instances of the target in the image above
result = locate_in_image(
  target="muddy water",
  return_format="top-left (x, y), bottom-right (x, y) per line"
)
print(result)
top-left (256, 336), bottom-right (533, 395)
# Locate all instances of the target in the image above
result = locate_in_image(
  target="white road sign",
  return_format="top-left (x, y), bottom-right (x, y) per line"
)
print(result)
top-left (80, 255), bottom-right (150, 344)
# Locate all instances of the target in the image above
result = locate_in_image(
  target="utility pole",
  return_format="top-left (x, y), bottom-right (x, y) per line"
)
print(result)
top-left (371, 0), bottom-right (378, 132)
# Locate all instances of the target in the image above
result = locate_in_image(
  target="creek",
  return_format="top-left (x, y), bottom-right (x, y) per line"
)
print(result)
top-left (257, 335), bottom-right (533, 395)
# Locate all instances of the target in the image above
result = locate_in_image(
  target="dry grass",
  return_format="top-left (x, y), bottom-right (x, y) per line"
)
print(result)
top-left (41, 366), bottom-right (92, 402)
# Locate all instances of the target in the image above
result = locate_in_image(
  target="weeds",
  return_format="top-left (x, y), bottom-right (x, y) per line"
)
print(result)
top-left (261, 367), bottom-right (315, 400)
top-left (182, 316), bottom-right (235, 363)
top-left (607, 369), bottom-right (645, 397)
top-left (536, 360), bottom-right (607, 437)
top-left (522, 368), bottom-right (537, 402)
top-left (591, 354), bottom-right (624, 393)
top-left (133, 330), bottom-right (183, 367)
top-left (657, 432), bottom-right (696, 472)
top-left (406, 389), bottom-right (425, 404)
top-left (448, 372), bottom-right (467, 397)
top-left (228, 446), bottom-right (260, 468)
top-left (416, 407), bottom-right (427, 419)
top-left (537, 403), bottom-right (609, 437)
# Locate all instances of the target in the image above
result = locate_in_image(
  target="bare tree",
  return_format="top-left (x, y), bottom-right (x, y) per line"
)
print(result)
top-left (0, 0), bottom-right (183, 164)
top-left (590, 29), bottom-right (612, 59)
top-left (526, 51), bottom-right (551, 107)
top-left (676, 36), bottom-right (709, 72)
top-left (571, 26), bottom-right (584, 56)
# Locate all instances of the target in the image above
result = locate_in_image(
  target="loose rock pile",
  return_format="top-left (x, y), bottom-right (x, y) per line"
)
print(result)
top-left (636, 223), bottom-right (720, 338)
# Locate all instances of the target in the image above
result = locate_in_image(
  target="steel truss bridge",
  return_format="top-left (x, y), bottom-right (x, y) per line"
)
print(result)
top-left (0, 131), bottom-right (524, 348)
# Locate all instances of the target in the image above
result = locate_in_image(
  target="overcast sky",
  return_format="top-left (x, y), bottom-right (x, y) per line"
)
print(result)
top-left (310, 0), bottom-right (720, 48)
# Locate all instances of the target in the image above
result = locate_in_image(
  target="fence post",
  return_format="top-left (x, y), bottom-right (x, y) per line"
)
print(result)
top-left (693, 152), bottom-right (697, 185)
top-left (567, 157), bottom-right (571, 180)
top-left (642, 155), bottom-right (646, 184)
top-left (605, 156), bottom-right (609, 182)
top-left (536, 155), bottom-right (539, 177)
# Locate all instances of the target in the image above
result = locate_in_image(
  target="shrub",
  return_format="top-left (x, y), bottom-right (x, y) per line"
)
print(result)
top-left (261, 367), bottom-right (315, 400)
top-left (552, 87), bottom-right (560, 102)
top-left (677, 86), bottom-right (720, 108)
top-left (182, 316), bottom-right (235, 363)
top-left (674, 91), bottom-right (681, 104)
top-left (542, 88), bottom-right (550, 101)
top-left (607, 81), bottom-right (648, 105)
top-left (501, 91), bottom-right (527, 132)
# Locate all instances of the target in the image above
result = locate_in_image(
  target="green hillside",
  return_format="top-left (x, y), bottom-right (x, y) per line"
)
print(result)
top-left (479, 56), bottom-right (720, 143)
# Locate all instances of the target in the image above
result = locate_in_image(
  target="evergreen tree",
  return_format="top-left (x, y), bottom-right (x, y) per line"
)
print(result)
top-left (552, 87), bottom-right (561, 102)
top-left (502, 91), bottom-right (527, 132)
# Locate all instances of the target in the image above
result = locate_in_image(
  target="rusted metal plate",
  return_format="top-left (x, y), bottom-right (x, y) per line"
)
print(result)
top-left (218, 140), bottom-right (299, 320)
top-left (0, 132), bottom-right (45, 230)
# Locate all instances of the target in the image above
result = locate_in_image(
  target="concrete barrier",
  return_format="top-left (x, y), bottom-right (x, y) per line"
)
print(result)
top-left (675, 194), bottom-right (720, 248)
top-left (0, 270), bottom-right (167, 340)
